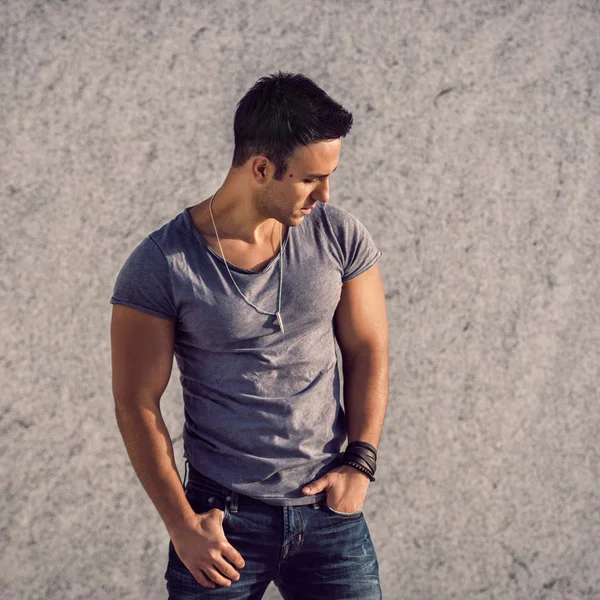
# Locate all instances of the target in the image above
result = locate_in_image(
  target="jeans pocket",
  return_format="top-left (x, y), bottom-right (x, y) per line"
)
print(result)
top-left (185, 480), bottom-right (230, 522)
top-left (322, 498), bottom-right (363, 519)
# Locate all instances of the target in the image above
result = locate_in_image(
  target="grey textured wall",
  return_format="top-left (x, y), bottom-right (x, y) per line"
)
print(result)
top-left (2, 1), bottom-right (599, 598)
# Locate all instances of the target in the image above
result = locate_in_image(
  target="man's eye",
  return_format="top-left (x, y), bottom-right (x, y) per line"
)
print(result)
top-left (304, 179), bottom-right (316, 184)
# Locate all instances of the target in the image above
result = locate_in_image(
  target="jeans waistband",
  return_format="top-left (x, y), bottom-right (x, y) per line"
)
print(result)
top-left (182, 458), bottom-right (329, 513)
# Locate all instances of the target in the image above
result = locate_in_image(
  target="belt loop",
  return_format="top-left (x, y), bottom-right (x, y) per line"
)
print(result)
top-left (227, 490), bottom-right (239, 513)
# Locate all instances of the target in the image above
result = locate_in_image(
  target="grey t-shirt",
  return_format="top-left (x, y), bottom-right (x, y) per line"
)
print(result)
top-left (110, 201), bottom-right (382, 506)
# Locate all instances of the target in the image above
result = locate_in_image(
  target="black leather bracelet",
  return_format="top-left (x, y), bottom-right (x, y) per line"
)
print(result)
top-left (342, 442), bottom-right (378, 482)
top-left (345, 446), bottom-right (377, 471)
top-left (344, 451), bottom-right (376, 474)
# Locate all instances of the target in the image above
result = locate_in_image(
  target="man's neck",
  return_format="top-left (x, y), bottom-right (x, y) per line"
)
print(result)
top-left (195, 186), bottom-right (284, 247)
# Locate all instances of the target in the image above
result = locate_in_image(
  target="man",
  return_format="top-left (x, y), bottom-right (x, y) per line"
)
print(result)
top-left (110, 71), bottom-right (388, 599)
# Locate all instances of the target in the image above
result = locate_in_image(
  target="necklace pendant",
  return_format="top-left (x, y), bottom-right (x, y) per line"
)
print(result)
top-left (276, 311), bottom-right (284, 334)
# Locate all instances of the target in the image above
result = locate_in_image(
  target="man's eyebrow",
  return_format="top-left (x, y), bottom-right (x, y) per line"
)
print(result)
top-left (305, 165), bottom-right (339, 178)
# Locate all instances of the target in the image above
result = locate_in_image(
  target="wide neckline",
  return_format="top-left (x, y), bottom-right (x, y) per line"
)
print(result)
top-left (183, 206), bottom-right (292, 275)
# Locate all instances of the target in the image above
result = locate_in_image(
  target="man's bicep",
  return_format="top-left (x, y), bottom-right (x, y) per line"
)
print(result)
top-left (110, 304), bottom-right (176, 411)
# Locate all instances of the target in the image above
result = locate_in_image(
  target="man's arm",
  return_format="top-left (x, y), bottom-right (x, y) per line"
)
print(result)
top-left (110, 304), bottom-right (195, 538)
top-left (333, 263), bottom-right (389, 451)
top-left (340, 349), bottom-right (388, 451)
top-left (300, 264), bottom-right (387, 508)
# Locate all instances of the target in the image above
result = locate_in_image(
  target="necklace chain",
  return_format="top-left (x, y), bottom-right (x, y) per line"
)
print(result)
top-left (208, 191), bottom-right (285, 333)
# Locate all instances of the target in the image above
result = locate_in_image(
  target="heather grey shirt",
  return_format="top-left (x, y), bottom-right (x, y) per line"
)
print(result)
top-left (110, 201), bottom-right (382, 506)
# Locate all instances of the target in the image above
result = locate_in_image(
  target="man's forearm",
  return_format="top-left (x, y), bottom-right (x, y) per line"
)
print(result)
top-left (342, 348), bottom-right (388, 452)
top-left (114, 403), bottom-right (195, 538)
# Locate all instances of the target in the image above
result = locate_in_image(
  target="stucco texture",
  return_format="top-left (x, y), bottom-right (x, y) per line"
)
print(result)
top-left (2, 0), bottom-right (599, 598)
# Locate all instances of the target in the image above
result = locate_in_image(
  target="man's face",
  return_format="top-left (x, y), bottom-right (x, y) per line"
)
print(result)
top-left (252, 138), bottom-right (341, 226)
top-left (255, 139), bottom-right (341, 224)
top-left (284, 139), bottom-right (341, 213)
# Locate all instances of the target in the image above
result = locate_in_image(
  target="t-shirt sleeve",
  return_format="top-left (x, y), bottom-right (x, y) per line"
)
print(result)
top-left (329, 206), bottom-right (383, 284)
top-left (109, 235), bottom-right (177, 321)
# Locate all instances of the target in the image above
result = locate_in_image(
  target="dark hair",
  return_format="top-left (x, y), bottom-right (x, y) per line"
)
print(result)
top-left (231, 71), bottom-right (353, 181)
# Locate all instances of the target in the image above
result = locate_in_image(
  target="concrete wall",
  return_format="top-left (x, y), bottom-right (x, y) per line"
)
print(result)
top-left (2, 0), bottom-right (599, 598)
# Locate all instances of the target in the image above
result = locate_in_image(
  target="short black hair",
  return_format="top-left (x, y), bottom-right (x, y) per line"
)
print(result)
top-left (231, 71), bottom-right (353, 181)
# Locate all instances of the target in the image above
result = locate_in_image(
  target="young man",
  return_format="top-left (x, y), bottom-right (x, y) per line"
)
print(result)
top-left (110, 71), bottom-right (388, 599)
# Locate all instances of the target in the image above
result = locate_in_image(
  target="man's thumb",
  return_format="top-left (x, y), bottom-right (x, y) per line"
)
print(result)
top-left (302, 479), bottom-right (325, 495)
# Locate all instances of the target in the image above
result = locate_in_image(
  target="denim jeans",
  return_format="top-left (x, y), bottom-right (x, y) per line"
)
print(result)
top-left (164, 460), bottom-right (382, 599)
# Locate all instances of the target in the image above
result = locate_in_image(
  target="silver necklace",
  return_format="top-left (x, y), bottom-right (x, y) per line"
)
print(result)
top-left (208, 191), bottom-right (285, 334)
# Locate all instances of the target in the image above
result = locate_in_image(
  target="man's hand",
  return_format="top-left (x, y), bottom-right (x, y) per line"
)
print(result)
top-left (301, 464), bottom-right (370, 513)
top-left (170, 509), bottom-right (246, 589)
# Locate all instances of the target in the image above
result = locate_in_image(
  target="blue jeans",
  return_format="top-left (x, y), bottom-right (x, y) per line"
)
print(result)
top-left (164, 460), bottom-right (382, 599)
